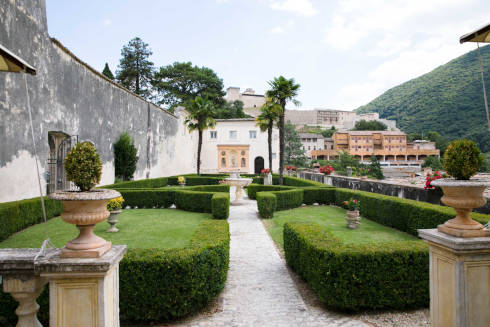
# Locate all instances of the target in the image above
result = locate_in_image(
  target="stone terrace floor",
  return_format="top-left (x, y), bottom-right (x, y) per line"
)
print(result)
top-left (133, 190), bottom-right (429, 327)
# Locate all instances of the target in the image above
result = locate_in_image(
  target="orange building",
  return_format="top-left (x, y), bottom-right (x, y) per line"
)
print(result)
top-left (311, 131), bottom-right (439, 165)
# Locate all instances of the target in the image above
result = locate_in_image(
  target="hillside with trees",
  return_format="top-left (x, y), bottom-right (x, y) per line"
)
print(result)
top-left (356, 45), bottom-right (490, 152)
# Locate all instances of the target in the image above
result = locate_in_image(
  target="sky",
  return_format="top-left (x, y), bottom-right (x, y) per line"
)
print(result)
top-left (45, 0), bottom-right (490, 111)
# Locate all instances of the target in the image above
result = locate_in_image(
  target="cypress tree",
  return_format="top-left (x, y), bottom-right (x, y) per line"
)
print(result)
top-left (102, 63), bottom-right (115, 80)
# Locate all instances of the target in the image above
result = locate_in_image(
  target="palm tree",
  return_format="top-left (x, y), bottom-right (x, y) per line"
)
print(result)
top-left (266, 76), bottom-right (300, 185)
top-left (256, 98), bottom-right (281, 172)
top-left (184, 96), bottom-right (216, 175)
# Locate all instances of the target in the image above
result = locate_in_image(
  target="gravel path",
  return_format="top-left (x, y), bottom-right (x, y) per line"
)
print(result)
top-left (156, 191), bottom-right (369, 327)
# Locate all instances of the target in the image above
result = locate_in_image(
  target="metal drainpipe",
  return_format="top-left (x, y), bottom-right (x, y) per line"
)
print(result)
top-left (146, 103), bottom-right (151, 179)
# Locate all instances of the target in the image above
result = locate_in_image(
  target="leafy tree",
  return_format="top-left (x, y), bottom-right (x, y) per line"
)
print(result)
top-left (321, 126), bottom-right (336, 138)
top-left (266, 76), bottom-right (301, 184)
top-left (284, 122), bottom-right (307, 167)
top-left (352, 120), bottom-right (387, 131)
top-left (184, 96), bottom-right (216, 175)
top-left (214, 100), bottom-right (249, 119)
top-left (114, 132), bottom-right (139, 181)
top-left (116, 37), bottom-right (154, 99)
top-left (102, 63), bottom-right (115, 80)
top-left (368, 155), bottom-right (384, 179)
top-left (153, 62), bottom-right (225, 110)
top-left (256, 98), bottom-right (281, 171)
top-left (407, 132), bottom-right (426, 142)
top-left (427, 131), bottom-right (450, 155)
top-left (422, 156), bottom-right (443, 171)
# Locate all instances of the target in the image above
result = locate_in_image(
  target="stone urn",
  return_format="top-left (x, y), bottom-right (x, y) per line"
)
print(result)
top-left (49, 189), bottom-right (121, 258)
top-left (346, 210), bottom-right (361, 229)
top-left (431, 179), bottom-right (490, 238)
top-left (264, 173), bottom-right (273, 185)
top-left (107, 209), bottom-right (122, 233)
top-left (179, 183), bottom-right (186, 188)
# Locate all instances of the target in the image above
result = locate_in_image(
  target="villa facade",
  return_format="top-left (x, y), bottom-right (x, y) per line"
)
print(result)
top-left (200, 118), bottom-right (279, 174)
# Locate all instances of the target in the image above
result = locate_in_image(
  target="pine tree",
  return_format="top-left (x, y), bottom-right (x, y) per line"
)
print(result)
top-left (102, 63), bottom-right (115, 80)
top-left (284, 122), bottom-right (306, 167)
top-left (114, 132), bottom-right (139, 181)
top-left (116, 37), bottom-right (154, 99)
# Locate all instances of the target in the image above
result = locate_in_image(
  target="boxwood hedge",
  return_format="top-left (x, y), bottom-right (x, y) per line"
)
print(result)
top-left (284, 222), bottom-right (429, 311)
top-left (175, 190), bottom-right (230, 219)
top-left (256, 192), bottom-right (277, 219)
top-left (246, 184), bottom-right (295, 200)
top-left (0, 220), bottom-right (230, 325)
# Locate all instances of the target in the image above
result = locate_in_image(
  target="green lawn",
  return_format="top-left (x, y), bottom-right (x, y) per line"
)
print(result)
top-left (0, 209), bottom-right (210, 249)
top-left (263, 205), bottom-right (417, 249)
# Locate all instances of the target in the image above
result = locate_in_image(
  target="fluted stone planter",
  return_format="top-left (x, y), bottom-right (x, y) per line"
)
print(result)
top-left (431, 179), bottom-right (490, 238)
top-left (49, 189), bottom-right (120, 258)
top-left (107, 209), bottom-right (122, 233)
top-left (346, 210), bottom-right (360, 229)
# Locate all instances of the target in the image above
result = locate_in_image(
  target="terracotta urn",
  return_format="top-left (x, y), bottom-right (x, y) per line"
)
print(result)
top-left (431, 179), bottom-right (490, 238)
top-left (107, 209), bottom-right (122, 233)
top-left (346, 210), bottom-right (361, 229)
top-left (49, 189), bottom-right (121, 258)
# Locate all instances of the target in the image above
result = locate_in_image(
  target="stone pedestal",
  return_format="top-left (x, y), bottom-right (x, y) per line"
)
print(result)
top-left (418, 229), bottom-right (490, 327)
top-left (35, 245), bottom-right (126, 327)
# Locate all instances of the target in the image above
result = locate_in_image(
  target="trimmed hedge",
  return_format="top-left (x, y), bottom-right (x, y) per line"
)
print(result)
top-left (0, 220), bottom-right (230, 324)
top-left (175, 190), bottom-right (230, 219)
top-left (282, 175), bottom-right (327, 187)
top-left (333, 188), bottom-right (489, 236)
top-left (284, 222), bottom-right (429, 311)
top-left (212, 193), bottom-right (230, 219)
top-left (271, 189), bottom-right (304, 211)
top-left (116, 189), bottom-right (176, 208)
top-left (167, 176), bottom-right (224, 186)
top-left (302, 187), bottom-right (336, 205)
top-left (0, 197), bottom-right (63, 242)
top-left (104, 177), bottom-right (169, 189)
top-left (246, 184), bottom-right (295, 200)
top-left (256, 192), bottom-right (276, 218)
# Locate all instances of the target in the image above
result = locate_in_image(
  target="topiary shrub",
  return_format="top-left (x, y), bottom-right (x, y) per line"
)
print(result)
top-left (65, 141), bottom-right (102, 191)
top-left (114, 132), bottom-right (139, 181)
top-left (211, 193), bottom-right (230, 219)
top-left (443, 139), bottom-right (483, 180)
top-left (256, 192), bottom-right (277, 218)
top-left (271, 189), bottom-right (304, 211)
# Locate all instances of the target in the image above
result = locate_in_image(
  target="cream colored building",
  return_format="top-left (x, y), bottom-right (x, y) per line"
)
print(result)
top-left (225, 87), bottom-right (266, 109)
top-left (299, 133), bottom-right (325, 159)
top-left (201, 118), bottom-right (279, 174)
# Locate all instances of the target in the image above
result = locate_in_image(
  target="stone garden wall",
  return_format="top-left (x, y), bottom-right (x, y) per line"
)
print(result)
top-left (0, 0), bottom-right (197, 202)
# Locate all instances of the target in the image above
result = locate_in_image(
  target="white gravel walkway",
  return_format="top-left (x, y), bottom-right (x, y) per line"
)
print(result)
top-left (163, 190), bottom-right (369, 327)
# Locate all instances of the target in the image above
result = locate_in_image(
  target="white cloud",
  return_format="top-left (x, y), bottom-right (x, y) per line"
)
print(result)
top-left (269, 0), bottom-right (317, 16)
top-left (269, 26), bottom-right (285, 34)
top-left (337, 82), bottom-right (385, 110)
top-left (103, 19), bottom-right (112, 26)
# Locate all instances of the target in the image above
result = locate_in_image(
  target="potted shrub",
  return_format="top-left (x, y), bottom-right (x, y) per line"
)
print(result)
top-left (107, 196), bottom-right (124, 232)
top-left (342, 198), bottom-right (361, 229)
top-left (178, 176), bottom-right (186, 188)
top-left (431, 139), bottom-right (489, 237)
top-left (261, 168), bottom-right (272, 185)
top-left (49, 142), bottom-right (120, 258)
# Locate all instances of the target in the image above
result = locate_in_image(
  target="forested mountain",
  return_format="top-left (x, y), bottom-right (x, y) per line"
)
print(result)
top-left (356, 45), bottom-right (490, 151)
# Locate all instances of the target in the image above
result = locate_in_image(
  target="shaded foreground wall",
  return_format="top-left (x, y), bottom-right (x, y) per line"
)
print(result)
top-left (0, 0), bottom-right (197, 202)
top-left (297, 171), bottom-right (490, 214)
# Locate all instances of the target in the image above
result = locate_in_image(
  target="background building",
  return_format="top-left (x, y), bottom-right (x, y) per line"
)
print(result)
top-left (299, 133), bottom-right (324, 159)
top-left (224, 87), bottom-right (266, 109)
top-left (201, 118), bottom-right (279, 174)
top-left (311, 131), bottom-right (439, 165)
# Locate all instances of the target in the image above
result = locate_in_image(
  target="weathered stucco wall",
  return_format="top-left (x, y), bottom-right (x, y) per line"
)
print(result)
top-left (0, 0), bottom-right (197, 202)
top-left (297, 170), bottom-right (490, 214)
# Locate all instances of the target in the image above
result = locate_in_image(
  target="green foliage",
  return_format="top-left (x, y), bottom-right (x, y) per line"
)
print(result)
top-left (301, 187), bottom-right (336, 205)
top-left (284, 122), bottom-right (307, 167)
top-left (443, 139), bottom-right (483, 179)
top-left (102, 62), bottom-right (115, 80)
top-left (422, 156), bottom-right (443, 171)
top-left (167, 175), bottom-right (223, 186)
top-left (211, 193), bottom-right (230, 219)
top-left (427, 131), bottom-right (449, 155)
top-left (114, 132), bottom-right (139, 181)
top-left (280, 175), bottom-right (327, 187)
top-left (104, 177), bottom-right (168, 189)
top-left (214, 100), bottom-right (250, 119)
top-left (351, 119), bottom-right (387, 131)
top-left (107, 196), bottom-right (124, 211)
top-left (118, 219), bottom-right (230, 322)
top-left (356, 45), bottom-right (490, 152)
top-left (266, 76), bottom-right (301, 184)
top-left (256, 98), bottom-right (281, 171)
top-left (321, 126), bottom-right (337, 138)
top-left (270, 189), bottom-right (304, 211)
top-left (0, 197), bottom-right (63, 242)
top-left (65, 142), bottom-right (102, 191)
top-left (333, 188), bottom-right (489, 235)
top-left (256, 192), bottom-right (277, 218)
top-left (116, 37), bottom-right (154, 99)
top-left (116, 189), bottom-right (175, 208)
top-left (283, 222), bottom-right (429, 311)
top-left (480, 152), bottom-right (490, 172)
top-left (184, 96), bottom-right (217, 175)
top-left (152, 62), bottom-right (225, 109)
top-left (368, 156), bottom-right (384, 179)
top-left (247, 184), bottom-right (295, 200)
